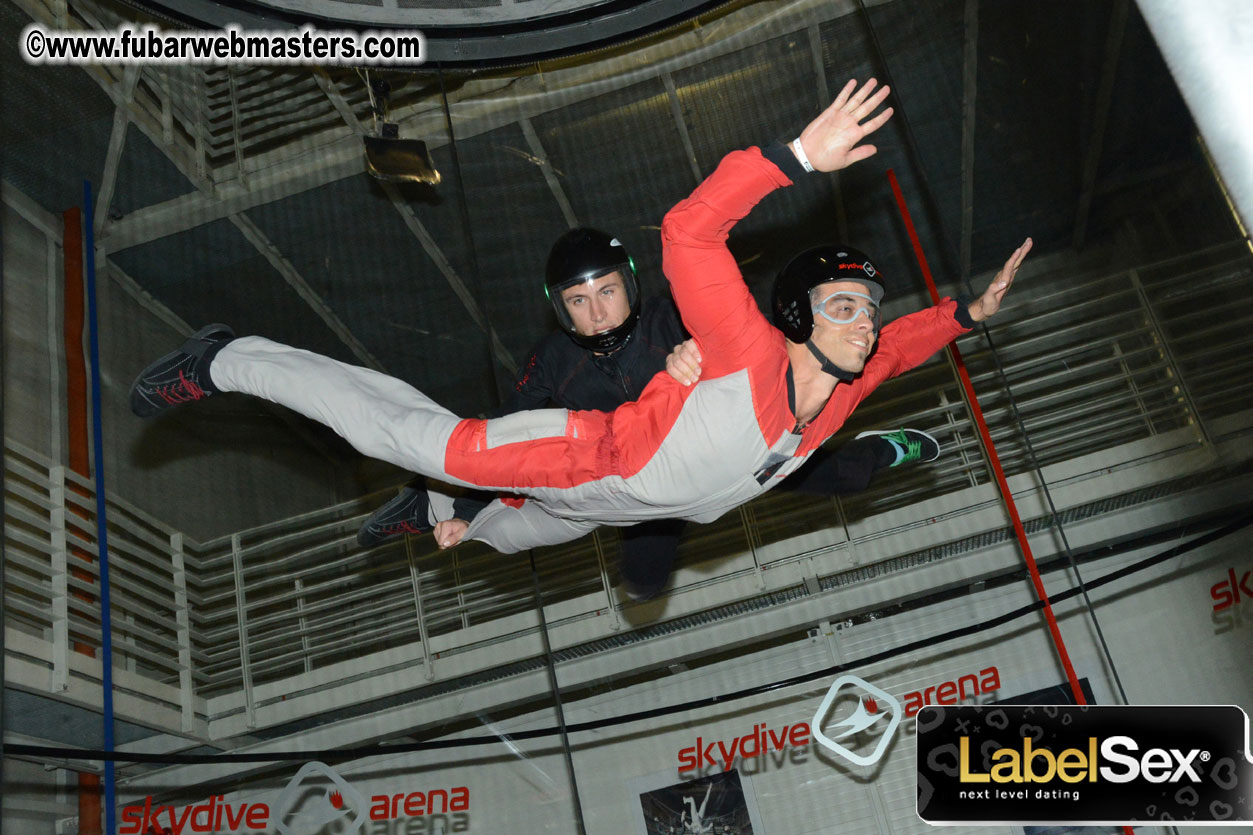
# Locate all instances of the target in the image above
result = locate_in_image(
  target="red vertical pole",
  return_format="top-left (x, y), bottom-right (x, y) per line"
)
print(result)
top-left (62, 207), bottom-right (103, 835)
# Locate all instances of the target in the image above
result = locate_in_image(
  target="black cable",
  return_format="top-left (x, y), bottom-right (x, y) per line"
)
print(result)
top-left (8, 512), bottom-right (1248, 765)
top-left (435, 66), bottom-right (510, 411)
top-left (854, 0), bottom-right (961, 282)
top-left (433, 77), bottom-right (588, 835)
top-left (0, 167), bottom-right (8, 792)
top-left (963, 320), bottom-right (1136, 706)
top-left (530, 551), bottom-right (588, 835)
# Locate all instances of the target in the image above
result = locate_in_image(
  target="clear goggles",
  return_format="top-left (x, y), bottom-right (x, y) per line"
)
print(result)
top-left (811, 289), bottom-right (881, 328)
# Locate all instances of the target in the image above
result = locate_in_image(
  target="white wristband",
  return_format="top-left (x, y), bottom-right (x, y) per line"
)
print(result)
top-left (791, 137), bottom-right (815, 173)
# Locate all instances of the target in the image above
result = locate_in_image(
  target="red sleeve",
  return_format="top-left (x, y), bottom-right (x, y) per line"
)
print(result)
top-left (660, 147), bottom-right (793, 374)
top-left (858, 297), bottom-right (971, 387)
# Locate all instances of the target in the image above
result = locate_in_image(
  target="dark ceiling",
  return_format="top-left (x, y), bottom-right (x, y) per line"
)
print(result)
top-left (123, 0), bottom-right (735, 65)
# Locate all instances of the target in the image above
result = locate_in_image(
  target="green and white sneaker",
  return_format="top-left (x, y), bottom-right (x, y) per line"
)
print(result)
top-left (855, 428), bottom-right (940, 467)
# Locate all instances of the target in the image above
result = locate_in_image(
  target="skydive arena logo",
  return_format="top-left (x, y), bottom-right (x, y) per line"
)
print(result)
top-left (811, 674), bottom-right (902, 766)
top-left (118, 762), bottom-right (469, 834)
top-left (273, 762), bottom-right (370, 835)
top-left (917, 705), bottom-right (1253, 825)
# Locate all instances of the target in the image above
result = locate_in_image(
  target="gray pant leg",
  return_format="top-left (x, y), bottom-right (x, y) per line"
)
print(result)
top-left (463, 500), bottom-right (598, 554)
top-left (212, 338), bottom-right (597, 551)
top-left (210, 336), bottom-right (474, 485)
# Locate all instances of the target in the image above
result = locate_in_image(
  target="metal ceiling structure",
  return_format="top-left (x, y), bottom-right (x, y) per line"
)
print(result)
top-left (4, 0), bottom-right (1238, 426)
top-left (128, 0), bottom-right (738, 64)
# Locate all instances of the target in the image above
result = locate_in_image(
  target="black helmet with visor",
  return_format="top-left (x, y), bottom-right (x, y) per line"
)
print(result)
top-left (545, 228), bottom-right (641, 352)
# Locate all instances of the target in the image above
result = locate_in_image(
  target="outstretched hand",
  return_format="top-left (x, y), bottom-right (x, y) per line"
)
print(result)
top-left (797, 78), bottom-right (894, 172)
top-left (968, 238), bottom-right (1032, 322)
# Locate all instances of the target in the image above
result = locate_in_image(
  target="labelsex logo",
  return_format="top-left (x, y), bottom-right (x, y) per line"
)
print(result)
top-left (917, 704), bottom-right (1253, 825)
top-left (960, 735), bottom-right (1206, 784)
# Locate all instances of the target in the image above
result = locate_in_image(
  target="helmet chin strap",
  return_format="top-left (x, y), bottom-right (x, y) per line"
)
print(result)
top-left (805, 338), bottom-right (857, 381)
top-left (593, 328), bottom-right (635, 356)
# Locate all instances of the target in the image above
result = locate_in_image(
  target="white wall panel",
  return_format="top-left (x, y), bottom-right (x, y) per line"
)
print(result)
top-left (4, 182), bottom-right (361, 540)
top-left (2, 201), bottom-right (62, 457)
top-left (120, 522), bottom-right (1250, 834)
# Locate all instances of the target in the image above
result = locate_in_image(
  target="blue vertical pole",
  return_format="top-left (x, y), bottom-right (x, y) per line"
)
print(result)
top-left (83, 181), bottom-right (117, 835)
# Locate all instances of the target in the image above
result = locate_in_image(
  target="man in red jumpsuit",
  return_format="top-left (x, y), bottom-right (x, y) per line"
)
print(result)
top-left (131, 78), bottom-right (1031, 555)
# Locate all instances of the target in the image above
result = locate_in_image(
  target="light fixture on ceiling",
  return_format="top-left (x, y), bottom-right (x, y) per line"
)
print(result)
top-left (361, 74), bottom-right (441, 186)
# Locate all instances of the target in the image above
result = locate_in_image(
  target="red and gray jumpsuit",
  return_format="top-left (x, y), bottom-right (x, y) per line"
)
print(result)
top-left (209, 146), bottom-right (972, 553)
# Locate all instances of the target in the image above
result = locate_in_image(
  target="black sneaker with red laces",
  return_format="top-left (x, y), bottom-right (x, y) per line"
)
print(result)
top-left (129, 324), bottom-right (235, 418)
top-left (357, 484), bottom-right (433, 548)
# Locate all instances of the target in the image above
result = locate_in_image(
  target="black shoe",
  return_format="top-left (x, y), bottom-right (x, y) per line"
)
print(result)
top-left (357, 485), bottom-right (432, 547)
top-left (130, 324), bottom-right (234, 418)
top-left (855, 428), bottom-right (941, 467)
top-left (621, 576), bottom-right (667, 603)
top-left (617, 518), bottom-right (684, 602)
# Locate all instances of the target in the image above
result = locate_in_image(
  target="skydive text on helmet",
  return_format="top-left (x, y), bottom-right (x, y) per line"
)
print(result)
top-left (960, 736), bottom-right (1205, 784)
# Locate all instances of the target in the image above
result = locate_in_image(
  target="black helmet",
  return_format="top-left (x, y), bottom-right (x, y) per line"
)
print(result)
top-left (545, 228), bottom-right (641, 352)
top-left (772, 244), bottom-right (886, 342)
